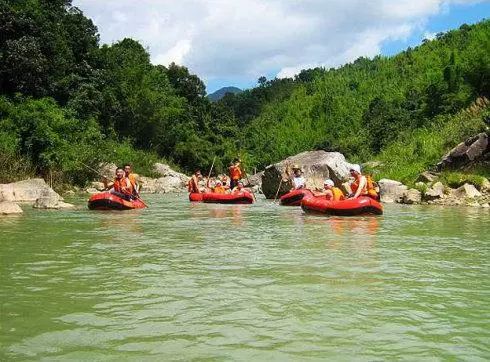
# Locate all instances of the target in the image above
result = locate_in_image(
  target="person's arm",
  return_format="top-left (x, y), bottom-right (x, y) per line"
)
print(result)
top-left (353, 176), bottom-right (367, 198)
top-left (103, 177), bottom-right (113, 190)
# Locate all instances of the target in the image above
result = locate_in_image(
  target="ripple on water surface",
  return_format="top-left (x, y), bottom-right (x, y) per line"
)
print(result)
top-left (1, 195), bottom-right (489, 360)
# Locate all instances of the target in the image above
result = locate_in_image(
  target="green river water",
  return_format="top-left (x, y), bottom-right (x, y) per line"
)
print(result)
top-left (1, 194), bottom-right (489, 361)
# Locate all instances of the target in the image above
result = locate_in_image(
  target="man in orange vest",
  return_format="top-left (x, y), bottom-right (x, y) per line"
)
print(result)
top-left (123, 163), bottom-right (139, 194)
top-left (188, 169), bottom-right (203, 193)
top-left (348, 164), bottom-right (378, 199)
top-left (228, 158), bottom-right (243, 190)
top-left (103, 167), bottom-right (135, 200)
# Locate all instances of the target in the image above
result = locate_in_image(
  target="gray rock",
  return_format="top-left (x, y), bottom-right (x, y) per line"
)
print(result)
top-left (416, 171), bottom-right (438, 183)
top-left (33, 196), bottom-right (75, 209)
top-left (244, 171), bottom-right (263, 187)
top-left (437, 132), bottom-right (489, 171)
top-left (481, 203), bottom-right (489, 208)
top-left (455, 183), bottom-right (482, 199)
top-left (424, 181), bottom-right (445, 200)
top-left (480, 178), bottom-right (490, 193)
top-left (378, 179), bottom-right (408, 203)
top-left (85, 187), bottom-right (99, 194)
top-left (0, 201), bottom-right (23, 215)
top-left (402, 189), bottom-right (422, 204)
top-left (261, 151), bottom-right (356, 199)
top-left (98, 163), bottom-right (117, 177)
top-left (0, 178), bottom-right (62, 203)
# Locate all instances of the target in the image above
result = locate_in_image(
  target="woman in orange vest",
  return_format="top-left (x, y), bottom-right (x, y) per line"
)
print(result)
top-left (349, 164), bottom-right (378, 199)
top-left (322, 179), bottom-right (345, 201)
top-left (228, 158), bottom-right (243, 190)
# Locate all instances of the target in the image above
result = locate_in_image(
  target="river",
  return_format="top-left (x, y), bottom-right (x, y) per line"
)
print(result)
top-left (1, 194), bottom-right (489, 360)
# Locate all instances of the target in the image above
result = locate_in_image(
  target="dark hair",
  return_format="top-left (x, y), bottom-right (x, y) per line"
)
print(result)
top-left (233, 158), bottom-right (240, 163)
top-left (195, 169), bottom-right (201, 173)
top-left (123, 164), bottom-right (131, 168)
top-left (116, 167), bottom-right (124, 172)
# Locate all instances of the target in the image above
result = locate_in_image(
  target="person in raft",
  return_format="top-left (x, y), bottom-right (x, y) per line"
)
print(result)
top-left (207, 177), bottom-right (227, 194)
top-left (103, 167), bottom-right (135, 200)
top-left (188, 169), bottom-right (203, 193)
top-left (123, 163), bottom-right (140, 193)
top-left (319, 179), bottom-right (345, 201)
top-left (285, 163), bottom-right (306, 191)
top-left (348, 164), bottom-right (379, 199)
top-left (228, 158), bottom-right (244, 190)
top-left (231, 181), bottom-right (246, 194)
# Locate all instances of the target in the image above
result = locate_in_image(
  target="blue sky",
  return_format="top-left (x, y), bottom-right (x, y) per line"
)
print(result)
top-left (74, 0), bottom-right (490, 94)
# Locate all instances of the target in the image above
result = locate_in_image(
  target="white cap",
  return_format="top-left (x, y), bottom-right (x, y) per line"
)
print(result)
top-left (349, 164), bottom-right (361, 173)
top-left (215, 180), bottom-right (222, 185)
top-left (324, 179), bottom-right (334, 187)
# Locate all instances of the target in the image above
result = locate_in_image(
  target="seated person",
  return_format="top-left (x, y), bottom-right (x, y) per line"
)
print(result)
top-left (188, 169), bottom-right (203, 193)
top-left (231, 181), bottom-right (246, 194)
top-left (207, 178), bottom-right (227, 194)
top-left (321, 179), bottom-right (345, 201)
top-left (286, 163), bottom-right (306, 191)
top-left (349, 164), bottom-right (378, 199)
top-left (103, 167), bottom-right (135, 200)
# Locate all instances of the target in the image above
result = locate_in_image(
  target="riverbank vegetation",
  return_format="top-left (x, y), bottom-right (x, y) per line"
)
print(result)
top-left (0, 1), bottom-right (488, 188)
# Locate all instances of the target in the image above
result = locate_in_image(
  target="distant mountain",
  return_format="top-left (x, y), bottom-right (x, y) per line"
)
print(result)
top-left (207, 86), bottom-right (242, 101)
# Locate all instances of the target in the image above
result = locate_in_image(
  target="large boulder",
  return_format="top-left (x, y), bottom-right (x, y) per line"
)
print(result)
top-left (261, 151), bottom-right (356, 199)
top-left (0, 178), bottom-right (61, 203)
top-left (378, 179), bottom-right (408, 203)
top-left (0, 201), bottom-right (23, 215)
top-left (244, 171), bottom-right (263, 187)
top-left (437, 132), bottom-right (489, 171)
top-left (139, 175), bottom-right (188, 194)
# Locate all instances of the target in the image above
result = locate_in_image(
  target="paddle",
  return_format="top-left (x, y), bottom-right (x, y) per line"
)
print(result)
top-left (273, 178), bottom-right (283, 203)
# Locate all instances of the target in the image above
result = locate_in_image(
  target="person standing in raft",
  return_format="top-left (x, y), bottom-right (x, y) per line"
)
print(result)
top-left (103, 167), bottom-right (135, 200)
top-left (348, 164), bottom-right (379, 200)
top-left (285, 163), bottom-right (306, 191)
top-left (228, 159), bottom-right (244, 190)
top-left (188, 169), bottom-right (203, 193)
top-left (123, 164), bottom-right (140, 193)
top-left (318, 179), bottom-right (345, 201)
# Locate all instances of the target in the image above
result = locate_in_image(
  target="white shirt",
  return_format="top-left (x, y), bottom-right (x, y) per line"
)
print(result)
top-left (292, 176), bottom-right (306, 189)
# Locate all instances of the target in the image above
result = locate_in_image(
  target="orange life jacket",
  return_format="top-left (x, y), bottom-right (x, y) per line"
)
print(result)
top-left (213, 186), bottom-right (226, 194)
top-left (229, 165), bottom-right (242, 180)
top-left (366, 175), bottom-right (379, 199)
top-left (331, 187), bottom-right (345, 201)
top-left (351, 174), bottom-right (378, 198)
top-left (128, 173), bottom-right (138, 186)
top-left (351, 174), bottom-right (368, 195)
top-left (113, 177), bottom-right (134, 195)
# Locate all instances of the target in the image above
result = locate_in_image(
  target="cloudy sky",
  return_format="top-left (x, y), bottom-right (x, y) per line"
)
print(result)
top-left (72, 0), bottom-right (490, 93)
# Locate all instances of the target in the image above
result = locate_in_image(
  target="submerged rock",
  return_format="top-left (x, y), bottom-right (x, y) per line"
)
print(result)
top-left (0, 201), bottom-right (23, 215)
top-left (261, 151), bottom-right (356, 199)
top-left (33, 196), bottom-right (75, 209)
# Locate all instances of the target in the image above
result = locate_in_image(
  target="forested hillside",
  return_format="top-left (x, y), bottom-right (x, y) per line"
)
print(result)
top-left (1, 0), bottom-right (488, 187)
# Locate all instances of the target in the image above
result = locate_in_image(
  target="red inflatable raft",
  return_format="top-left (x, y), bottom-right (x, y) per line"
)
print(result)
top-left (280, 189), bottom-right (313, 206)
top-left (202, 191), bottom-right (254, 204)
top-left (189, 193), bottom-right (204, 202)
top-left (301, 196), bottom-right (383, 216)
top-left (88, 192), bottom-right (147, 210)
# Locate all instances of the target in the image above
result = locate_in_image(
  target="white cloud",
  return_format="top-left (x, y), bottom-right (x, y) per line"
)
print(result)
top-left (72, 0), bottom-right (480, 89)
